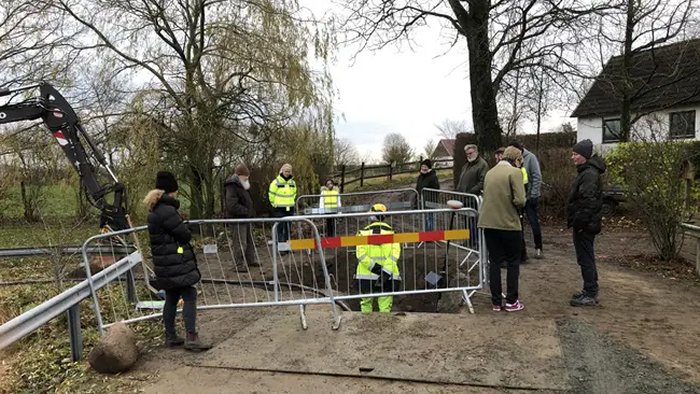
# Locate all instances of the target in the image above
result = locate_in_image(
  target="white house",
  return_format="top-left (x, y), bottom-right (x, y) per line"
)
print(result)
top-left (430, 138), bottom-right (456, 167)
top-left (572, 39), bottom-right (700, 150)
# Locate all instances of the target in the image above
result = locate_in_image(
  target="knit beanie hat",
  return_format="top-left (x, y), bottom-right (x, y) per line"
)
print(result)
top-left (235, 163), bottom-right (250, 176)
top-left (155, 171), bottom-right (178, 193)
top-left (420, 159), bottom-right (432, 169)
top-left (572, 139), bottom-right (593, 159)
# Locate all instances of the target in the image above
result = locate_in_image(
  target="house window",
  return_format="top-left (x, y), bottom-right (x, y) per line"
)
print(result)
top-left (602, 118), bottom-right (621, 143)
top-left (669, 110), bottom-right (696, 139)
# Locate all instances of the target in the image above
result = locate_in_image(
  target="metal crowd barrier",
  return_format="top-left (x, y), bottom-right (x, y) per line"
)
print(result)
top-left (295, 188), bottom-right (420, 215)
top-left (419, 188), bottom-right (487, 285)
top-left (287, 208), bottom-right (484, 313)
top-left (80, 217), bottom-right (341, 335)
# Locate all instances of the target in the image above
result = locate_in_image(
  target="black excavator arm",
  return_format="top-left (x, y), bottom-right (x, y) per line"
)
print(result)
top-left (0, 82), bottom-right (128, 231)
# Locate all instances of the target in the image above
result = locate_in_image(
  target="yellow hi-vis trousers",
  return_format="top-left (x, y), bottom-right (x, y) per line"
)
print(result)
top-left (360, 296), bottom-right (393, 313)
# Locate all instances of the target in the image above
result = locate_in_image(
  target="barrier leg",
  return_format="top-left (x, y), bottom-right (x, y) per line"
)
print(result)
top-left (299, 304), bottom-right (308, 330)
top-left (462, 289), bottom-right (475, 314)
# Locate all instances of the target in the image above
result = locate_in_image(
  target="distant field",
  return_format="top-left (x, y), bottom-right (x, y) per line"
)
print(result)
top-left (1, 183), bottom-right (81, 220)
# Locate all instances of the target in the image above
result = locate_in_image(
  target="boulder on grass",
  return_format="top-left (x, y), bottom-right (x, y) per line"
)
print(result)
top-left (88, 322), bottom-right (139, 374)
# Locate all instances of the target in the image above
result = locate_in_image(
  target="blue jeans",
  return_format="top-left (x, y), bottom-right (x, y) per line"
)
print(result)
top-left (273, 207), bottom-right (294, 242)
top-left (424, 213), bottom-right (435, 232)
top-left (525, 198), bottom-right (542, 250)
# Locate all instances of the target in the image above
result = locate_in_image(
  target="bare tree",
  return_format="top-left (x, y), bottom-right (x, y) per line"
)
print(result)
top-left (334, 137), bottom-right (360, 166)
top-left (423, 138), bottom-right (437, 160)
top-left (382, 132), bottom-right (414, 165)
top-left (591, 0), bottom-right (696, 141)
top-left (435, 119), bottom-right (470, 140)
top-left (340, 0), bottom-right (606, 152)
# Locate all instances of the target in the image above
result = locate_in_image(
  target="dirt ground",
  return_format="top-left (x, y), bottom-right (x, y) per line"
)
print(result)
top-left (89, 223), bottom-right (700, 393)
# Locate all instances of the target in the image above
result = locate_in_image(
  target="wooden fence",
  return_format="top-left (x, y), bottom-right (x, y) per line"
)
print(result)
top-left (333, 158), bottom-right (453, 192)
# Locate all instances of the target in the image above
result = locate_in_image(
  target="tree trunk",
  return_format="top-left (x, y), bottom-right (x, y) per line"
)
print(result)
top-left (464, 1), bottom-right (503, 152)
top-left (619, 0), bottom-right (635, 142)
top-left (188, 166), bottom-right (204, 219)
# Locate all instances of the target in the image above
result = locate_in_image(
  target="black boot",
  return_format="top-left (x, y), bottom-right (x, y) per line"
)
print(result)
top-left (570, 295), bottom-right (598, 307)
top-left (165, 333), bottom-right (184, 347)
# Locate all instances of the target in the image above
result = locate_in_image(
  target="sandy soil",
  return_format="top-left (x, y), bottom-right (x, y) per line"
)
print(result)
top-left (99, 224), bottom-right (700, 393)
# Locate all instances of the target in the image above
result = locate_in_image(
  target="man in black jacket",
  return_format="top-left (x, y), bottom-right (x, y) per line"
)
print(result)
top-left (224, 163), bottom-right (258, 267)
top-left (567, 139), bottom-right (605, 307)
top-left (416, 159), bottom-right (440, 230)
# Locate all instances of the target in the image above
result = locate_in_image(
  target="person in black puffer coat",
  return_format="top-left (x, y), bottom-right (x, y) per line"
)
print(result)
top-left (144, 171), bottom-right (211, 351)
top-left (567, 140), bottom-right (606, 307)
top-left (415, 159), bottom-right (440, 231)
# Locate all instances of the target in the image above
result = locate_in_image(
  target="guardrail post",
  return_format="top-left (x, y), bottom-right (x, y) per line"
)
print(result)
top-left (696, 237), bottom-right (700, 277)
top-left (126, 268), bottom-right (136, 303)
top-left (67, 304), bottom-right (83, 361)
top-left (360, 162), bottom-right (365, 187)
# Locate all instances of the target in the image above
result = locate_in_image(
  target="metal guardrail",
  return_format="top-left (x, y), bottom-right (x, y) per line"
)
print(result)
top-left (680, 222), bottom-right (700, 276)
top-left (0, 245), bottom-right (137, 258)
top-left (0, 250), bottom-right (143, 360)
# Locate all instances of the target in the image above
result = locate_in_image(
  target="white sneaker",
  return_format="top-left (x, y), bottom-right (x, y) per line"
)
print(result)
top-left (535, 249), bottom-right (543, 259)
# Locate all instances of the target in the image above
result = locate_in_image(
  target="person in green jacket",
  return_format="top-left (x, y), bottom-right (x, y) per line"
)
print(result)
top-left (457, 144), bottom-right (489, 248)
top-left (478, 146), bottom-right (526, 312)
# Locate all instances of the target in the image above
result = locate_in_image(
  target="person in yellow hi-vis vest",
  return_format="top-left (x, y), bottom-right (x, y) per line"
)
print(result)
top-left (319, 178), bottom-right (341, 236)
top-left (268, 163), bottom-right (297, 244)
top-left (355, 203), bottom-right (401, 313)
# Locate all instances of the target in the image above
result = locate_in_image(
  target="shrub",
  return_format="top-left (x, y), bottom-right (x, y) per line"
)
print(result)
top-left (606, 140), bottom-right (699, 260)
top-left (538, 148), bottom-right (577, 218)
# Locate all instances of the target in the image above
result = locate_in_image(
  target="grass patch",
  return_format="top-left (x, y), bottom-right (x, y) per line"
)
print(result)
top-left (0, 281), bottom-right (164, 393)
top-left (343, 169), bottom-right (452, 192)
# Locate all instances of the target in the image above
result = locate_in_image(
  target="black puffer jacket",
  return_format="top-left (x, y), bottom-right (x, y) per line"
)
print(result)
top-left (147, 193), bottom-right (200, 289)
top-left (416, 170), bottom-right (440, 194)
top-left (224, 175), bottom-right (254, 218)
top-left (567, 155), bottom-right (606, 234)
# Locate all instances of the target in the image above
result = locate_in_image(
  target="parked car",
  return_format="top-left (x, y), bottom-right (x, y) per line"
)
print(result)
top-left (601, 185), bottom-right (626, 215)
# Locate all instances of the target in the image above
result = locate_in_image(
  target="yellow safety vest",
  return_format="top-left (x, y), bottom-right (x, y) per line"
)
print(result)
top-left (355, 222), bottom-right (401, 281)
top-left (320, 188), bottom-right (339, 209)
top-left (521, 167), bottom-right (528, 185)
top-left (269, 175), bottom-right (297, 211)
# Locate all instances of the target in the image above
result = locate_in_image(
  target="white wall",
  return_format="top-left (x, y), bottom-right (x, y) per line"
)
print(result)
top-left (576, 105), bottom-right (700, 155)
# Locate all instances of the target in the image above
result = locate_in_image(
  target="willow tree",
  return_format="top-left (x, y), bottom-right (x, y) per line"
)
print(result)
top-left (43, 0), bottom-right (335, 218)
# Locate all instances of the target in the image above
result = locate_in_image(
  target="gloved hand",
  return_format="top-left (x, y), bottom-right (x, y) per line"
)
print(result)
top-left (381, 271), bottom-right (393, 284)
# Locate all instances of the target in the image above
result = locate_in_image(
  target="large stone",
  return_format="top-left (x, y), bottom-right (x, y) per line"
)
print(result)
top-left (88, 322), bottom-right (139, 374)
top-left (436, 273), bottom-right (469, 313)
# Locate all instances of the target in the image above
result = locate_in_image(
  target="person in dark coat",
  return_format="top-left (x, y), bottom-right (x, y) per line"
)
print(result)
top-left (415, 159), bottom-right (440, 231)
top-left (144, 171), bottom-right (211, 351)
top-left (567, 139), bottom-right (605, 307)
top-left (224, 163), bottom-right (258, 268)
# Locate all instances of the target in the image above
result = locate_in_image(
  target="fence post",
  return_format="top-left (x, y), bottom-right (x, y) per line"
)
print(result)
top-left (340, 165), bottom-right (346, 193)
top-left (126, 268), bottom-right (136, 303)
top-left (67, 304), bottom-right (83, 361)
top-left (389, 161), bottom-right (393, 181)
top-left (360, 162), bottom-right (365, 187)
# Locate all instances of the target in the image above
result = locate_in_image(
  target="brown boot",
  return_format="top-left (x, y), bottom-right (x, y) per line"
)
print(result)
top-left (184, 332), bottom-right (212, 351)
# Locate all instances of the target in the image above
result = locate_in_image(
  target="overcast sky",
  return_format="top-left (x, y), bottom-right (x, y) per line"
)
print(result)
top-left (305, 3), bottom-right (570, 162)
